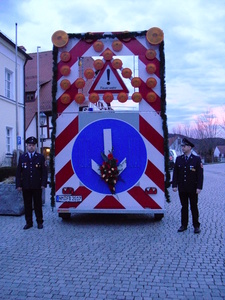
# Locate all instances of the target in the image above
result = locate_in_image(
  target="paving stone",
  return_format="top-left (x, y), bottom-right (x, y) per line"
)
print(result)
top-left (0, 163), bottom-right (224, 299)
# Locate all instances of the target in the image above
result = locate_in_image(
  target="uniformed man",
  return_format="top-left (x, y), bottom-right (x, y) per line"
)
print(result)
top-left (16, 136), bottom-right (47, 230)
top-left (172, 138), bottom-right (204, 234)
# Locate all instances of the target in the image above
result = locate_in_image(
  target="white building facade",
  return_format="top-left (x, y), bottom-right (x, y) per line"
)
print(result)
top-left (0, 32), bottom-right (31, 166)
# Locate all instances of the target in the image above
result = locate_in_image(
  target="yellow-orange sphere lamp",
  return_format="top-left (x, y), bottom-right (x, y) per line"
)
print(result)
top-left (89, 93), bottom-right (99, 103)
top-left (122, 68), bottom-right (132, 79)
top-left (132, 92), bottom-right (142, 103)
top-left (75, 78), bottom-right (85, 89)
top-left (146, 27), bottom-right (164, 45)
top-left (146, 77), bottom-right (157, 88)
top-left (131, 77), bottom-right (142, 88)
top-left (52, 30), bottom-right (69, 48)
top-left (103, 92), bottom-right (114, 104)
top-left (146, 92), bottom-right (157, 103)
top-left (84, 68), bottom-right (95, 80)
top-left (60, 79), bottom-right (71, 90)
top-left (93, 59), bottom-right (104, 70)
top-left (117, 92), bottom-right (128, 103)
top-left (93, 40), bottom-right (104, 52)
top-left (60, 93), bottom-right (71, 105)
top-left (112, 59), bottom-right (123, 69)
top-left (75, 93), bottom-right (85, 104)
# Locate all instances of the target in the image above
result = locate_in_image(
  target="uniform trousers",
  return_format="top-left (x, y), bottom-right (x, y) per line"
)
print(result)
top-left (22, 189), bottom-right (43, 225)
top-left (178, 191), bottom-right (200, 228)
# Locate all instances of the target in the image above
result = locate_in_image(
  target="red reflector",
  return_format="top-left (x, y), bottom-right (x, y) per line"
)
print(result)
top-left (62, 187), bottom-right (74, 194)
top-left (145, 187), bottom-right (157, 194)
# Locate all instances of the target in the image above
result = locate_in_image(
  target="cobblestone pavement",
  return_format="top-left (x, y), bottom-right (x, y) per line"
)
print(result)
top-left (0, 163), bottom-right (224, 300)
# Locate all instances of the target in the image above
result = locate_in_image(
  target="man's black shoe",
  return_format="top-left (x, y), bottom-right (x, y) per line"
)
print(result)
top-left (37, 224), bottom-right (43, 229)
top-left (194, 227), bottom-right (200, 234)
top-left (177, 226), bottom-right (187, 232)
top-left (23, 224), bottom-right (33, 230)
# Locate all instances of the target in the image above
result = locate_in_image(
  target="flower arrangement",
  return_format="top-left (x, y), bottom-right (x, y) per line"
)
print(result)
top-left (100, 151), bottom-right (119, 194)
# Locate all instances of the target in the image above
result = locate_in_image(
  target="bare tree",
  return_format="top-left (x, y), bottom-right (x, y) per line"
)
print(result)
top-left (193, 111), bottom-right (218, 139)
top-left (193, 111), bottom-right (219, 162)
top-left (219, 106), bottom-right (225, 136)
top-left (172, 123), bottom-right (193, 137)
top-left (172, 124), bottom-right (184, 135)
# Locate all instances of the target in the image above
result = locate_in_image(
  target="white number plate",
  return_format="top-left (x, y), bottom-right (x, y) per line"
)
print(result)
top-left (56, 195), bottom-right (82, 202)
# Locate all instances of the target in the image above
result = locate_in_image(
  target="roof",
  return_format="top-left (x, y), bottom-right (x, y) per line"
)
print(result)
top-left (25, 51), bottom-right (53, 129)
top-left (216, 145), bottom-right (225, 155)
top-left (0, 31), bottom-right (32, 61)
top-left (168, 136), bottom-right (178, 147)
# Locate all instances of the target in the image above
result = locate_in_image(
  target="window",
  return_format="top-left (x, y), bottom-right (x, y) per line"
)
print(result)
top-left (26, 92), bottom-right (35, 102)
top-left (5, 69), bottom-right (13, 99)
top-left (6, 127), bottom-right (13, 154)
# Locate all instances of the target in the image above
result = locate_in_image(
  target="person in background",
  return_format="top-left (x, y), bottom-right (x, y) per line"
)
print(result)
top-left (16, 136), bottom-right (47, 230)
top-left (172, 138), bottom-right (204, 234)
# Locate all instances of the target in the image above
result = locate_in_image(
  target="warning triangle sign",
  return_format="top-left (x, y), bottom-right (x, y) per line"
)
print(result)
top-left (89, 60), bottom-right (129, 94)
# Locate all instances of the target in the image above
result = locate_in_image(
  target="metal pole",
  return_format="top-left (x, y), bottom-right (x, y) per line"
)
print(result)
top-left (41, 126), bottom-right (43, 154)
top-left (15, 23), bottom-right (19, 162)
top-left (39, 112), bottom-right (46, 155)
top-left (37, 46), bottom-right (41, 153)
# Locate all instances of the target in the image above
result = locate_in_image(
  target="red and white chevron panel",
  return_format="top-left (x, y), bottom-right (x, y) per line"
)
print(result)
top-left (54, 30), bottom-right (165, 214)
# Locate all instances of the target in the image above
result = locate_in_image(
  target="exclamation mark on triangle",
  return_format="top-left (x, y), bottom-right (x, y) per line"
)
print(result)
top-left (107, 69), bottom-right (110, 85)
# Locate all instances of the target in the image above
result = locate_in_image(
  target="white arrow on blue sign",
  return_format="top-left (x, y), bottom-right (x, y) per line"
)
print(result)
top-left (71, 119), bottom-right (147, 194)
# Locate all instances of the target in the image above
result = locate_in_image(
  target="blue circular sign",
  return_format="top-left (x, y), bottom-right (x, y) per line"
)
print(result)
top-left (71, 118), bottom-right (147, 194)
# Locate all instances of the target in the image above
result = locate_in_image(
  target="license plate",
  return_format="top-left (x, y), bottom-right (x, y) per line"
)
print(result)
top-left (56, 195), bottom-right (82, 202)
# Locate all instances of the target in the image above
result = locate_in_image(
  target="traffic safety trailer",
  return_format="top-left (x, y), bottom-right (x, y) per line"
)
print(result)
top-left (51, 27), bottom-right (169, 220)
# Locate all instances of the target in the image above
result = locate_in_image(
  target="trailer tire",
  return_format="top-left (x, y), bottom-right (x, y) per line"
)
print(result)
top-left (154, 213), bottom-right (164, 221)
top-left (59, 213), bottom-right (71, 220)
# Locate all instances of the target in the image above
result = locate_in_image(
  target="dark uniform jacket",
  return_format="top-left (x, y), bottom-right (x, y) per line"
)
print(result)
top-left (16, 152), bottom-right (47, 189)
top-left (172, 153), bottom-right (203, 193)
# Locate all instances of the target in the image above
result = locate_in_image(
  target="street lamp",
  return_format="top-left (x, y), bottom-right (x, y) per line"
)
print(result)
top-left (40, 112), bottom-right (46, 154)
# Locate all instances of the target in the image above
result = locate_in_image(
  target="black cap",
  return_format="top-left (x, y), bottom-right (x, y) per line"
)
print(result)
top-left (181, 138), bottom-right (194, 148)
top-left (25, 136), bottom-right (37, 145)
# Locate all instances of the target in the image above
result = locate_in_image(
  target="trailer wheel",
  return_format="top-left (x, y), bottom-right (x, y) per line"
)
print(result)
top-left (154, 213), bottom-right (164, 221)
top-left (59, 213), bottom-right (71, 220)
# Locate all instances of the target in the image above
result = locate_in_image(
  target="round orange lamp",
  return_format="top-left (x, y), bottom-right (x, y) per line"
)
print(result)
top-left (146, 63), bottom-right (156, 74)
top-left (112, 59), bottom-right (123, 69)
top-left (131, 77), bottom-right (142, 87)
top-left (60, 79), bottom-right (71, 90)
top-left (145, 49), bottom-right (156, 60)
top-left (75, 78), bottom-right (85, 89)
top-left (75, 93), bottom-right (85, 104)
top-left (60, 51), bottom-right (71, 62)
top-left (84, 68), bottom-right (95, 79)
top-left (146, 77), bottom-right (157, 88)
top-left (103, 92), bottom-right (114, 104)
top-left (89, 93), bottom-right (99, 103)
top-left (146, 92), bottom-right (157, 103)
top-left (112, 40), bottom-right (123, 52)
top-left (60, 65), bottom-right (71, 76)
top-left (93, 40), bottom-right (104, 52)
top-left (122, 68), bottom-right (132, 78)
top-left (132, 92), bottom-right (142, 103)
top-left (117, 92), bottom-right (128, 103)
top-left (103, 49), bottom-right (113, 61)
top-left (60, 93), bottom-right (71, 104)
top-left (93, 59), bottom-right (104, 70)
top-left (51, 30), bottom-right (69, 47)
